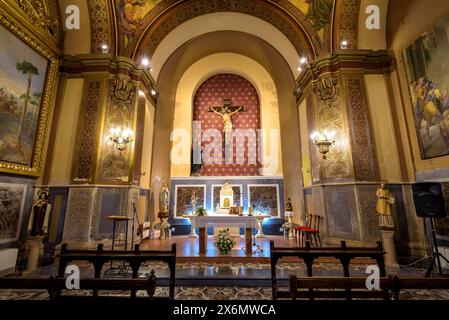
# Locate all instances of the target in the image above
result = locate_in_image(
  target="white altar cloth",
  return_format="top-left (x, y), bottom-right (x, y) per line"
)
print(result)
top-left (193, 215), bottom-right (257, 229)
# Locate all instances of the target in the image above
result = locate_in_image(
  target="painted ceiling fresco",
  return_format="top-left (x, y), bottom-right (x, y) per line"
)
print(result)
top-left (114, 0), bottom-right (335, 55)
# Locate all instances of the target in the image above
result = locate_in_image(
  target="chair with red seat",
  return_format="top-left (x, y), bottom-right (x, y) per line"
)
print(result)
top-left (294, 214), bottom-right (322, 247)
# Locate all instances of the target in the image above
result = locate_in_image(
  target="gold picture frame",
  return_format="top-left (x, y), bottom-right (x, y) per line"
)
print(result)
top-left (0, 4), bottom-right (59, 176)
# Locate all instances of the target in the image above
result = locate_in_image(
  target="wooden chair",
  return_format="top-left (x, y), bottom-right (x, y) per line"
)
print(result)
top-left (293, 214), bottom-right (322, 247)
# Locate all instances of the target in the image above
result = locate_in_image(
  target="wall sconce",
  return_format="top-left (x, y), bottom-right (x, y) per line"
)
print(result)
top-left (311, 129), bottom-right (336, 159)
top-left (109, 126), bottom-right (134, 152)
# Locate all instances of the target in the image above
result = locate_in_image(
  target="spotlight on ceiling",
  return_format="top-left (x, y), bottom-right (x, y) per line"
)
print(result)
top-left (297, 66), bottom-right (303, 73)
top-left (150, 89), bottom-right (157, 96)
top-left (300, 57), bottom-right (308, 65)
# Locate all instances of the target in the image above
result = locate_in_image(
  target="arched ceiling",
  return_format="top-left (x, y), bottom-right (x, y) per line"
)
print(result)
top-left (85, 0), bottom-right (362, 78)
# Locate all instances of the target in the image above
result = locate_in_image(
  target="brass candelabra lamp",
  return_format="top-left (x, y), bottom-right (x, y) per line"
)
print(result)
top-left (310, 129), bottom-right (336, 159)
top-left (109, 126), bottom-right (134, 152)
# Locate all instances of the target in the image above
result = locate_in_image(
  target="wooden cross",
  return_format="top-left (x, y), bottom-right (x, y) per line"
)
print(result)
top-left (207, 98), bottom-right (246, 114)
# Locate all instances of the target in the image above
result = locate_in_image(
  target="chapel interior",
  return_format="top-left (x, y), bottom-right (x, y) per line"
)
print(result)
top-left (1, 0), bottom-right (449, 301)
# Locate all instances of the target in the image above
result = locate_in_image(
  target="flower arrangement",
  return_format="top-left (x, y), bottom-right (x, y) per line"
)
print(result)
top-left (195, 207), bottom-right (207, 216)
top-left (215, 228), bottom-right (236, 254)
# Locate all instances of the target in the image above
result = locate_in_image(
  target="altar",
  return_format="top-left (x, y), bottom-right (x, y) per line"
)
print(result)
top-left (194, 215), bottom-right (257, 255)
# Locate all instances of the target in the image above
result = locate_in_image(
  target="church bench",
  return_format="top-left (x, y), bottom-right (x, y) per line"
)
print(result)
top-left (270, 240), bottom-right (386, 299)
top-left (0, 271), bottom-right (170, 301)
top-left (288, 275), bottom-right (449, 300)
top-left (289, 275), bottom-right (391, 300)
top-left (57, 243), bottom-right (176, 299)
top-left (389, 275), bottom-right (449, 300)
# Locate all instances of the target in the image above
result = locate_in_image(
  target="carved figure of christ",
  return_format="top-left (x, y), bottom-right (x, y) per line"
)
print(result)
top-left (207, 98), bottom-right (245, 144)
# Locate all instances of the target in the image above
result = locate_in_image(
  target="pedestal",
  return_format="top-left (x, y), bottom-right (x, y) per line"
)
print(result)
top-left (26, 236), bottom-right (44, 273)
top-left (256, 216), bottom-right (265, 238)
top-left (380, 227), bottom-right (400, 270)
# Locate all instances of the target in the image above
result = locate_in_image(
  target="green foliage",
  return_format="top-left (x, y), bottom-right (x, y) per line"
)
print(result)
top-left (16, 61), bottom-right (39, 76)
top-left (195, 207), bottom-right (207, 216)
top-left (215, 228), bottom-right (236, 254)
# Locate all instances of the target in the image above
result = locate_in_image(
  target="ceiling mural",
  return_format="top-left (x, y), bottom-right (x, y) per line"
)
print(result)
top-left (288, 0), bottom-right (334, 39)
top-left (117, 0), bottom-right (162, 50)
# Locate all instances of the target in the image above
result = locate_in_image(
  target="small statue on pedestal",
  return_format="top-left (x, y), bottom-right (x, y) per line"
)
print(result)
top-left (286, 198), bottom-right (293, 212)
top-left (376, 183), bottom-right (395, 227)
top-left (159, 181), bottom-right (170, 213)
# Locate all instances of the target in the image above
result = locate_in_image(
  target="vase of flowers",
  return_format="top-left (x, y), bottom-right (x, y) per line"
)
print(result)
top-left (215, 228), bottom-right (236, 254)
top-left (195, 207), bottom-right (207, 216)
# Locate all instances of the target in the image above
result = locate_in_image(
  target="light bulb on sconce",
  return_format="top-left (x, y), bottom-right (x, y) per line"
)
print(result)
top-left (311, 129), bottom-right (336, 159)
top-left (109, 126), bottom-right (134, 152)
top-left (101, 44), bottom-right (109, 53)
top-left (340, 40), bottom-right (349, 49)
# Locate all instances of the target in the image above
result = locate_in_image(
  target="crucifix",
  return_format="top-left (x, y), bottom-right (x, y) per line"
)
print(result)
top-left (207, 98), bottom-right (246, 144)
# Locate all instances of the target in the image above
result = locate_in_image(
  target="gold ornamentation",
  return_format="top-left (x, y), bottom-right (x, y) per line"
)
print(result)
top-left (99, 78), bottom-right (137, 181)
top-left (89, 0), bottom-right (112, 53)
top-left (313, 75), bottom-right (352, 179)
top-left (0, 9), bottom-right (58, 177)
top-left (72, 81), bottom-right (101, 182)
top-left (15, 0), bottom-right (58, 37)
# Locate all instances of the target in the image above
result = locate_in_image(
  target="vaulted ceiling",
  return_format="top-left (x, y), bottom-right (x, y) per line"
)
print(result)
top-left (87, 0), bottom-right (360, 60)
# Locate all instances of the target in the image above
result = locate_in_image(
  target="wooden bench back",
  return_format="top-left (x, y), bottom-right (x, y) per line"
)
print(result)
top-left (270, 240), bottom-right (386, 299)
top-left (57, 243), bottom-right (176, 299)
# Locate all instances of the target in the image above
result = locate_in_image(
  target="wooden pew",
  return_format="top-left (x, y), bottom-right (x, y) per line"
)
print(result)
top-left (270, 240), bottom-right (386, 299)
top-left (0, 271), bottom-right (168, 301)
top-left (57, 243), bottom-right (176, 299)
top-left (389, 275), bottom-right (449, 300)
top-left (289, 275), bottom-right (391, 300)
top-left (289, 274), bottom-right (449, 301)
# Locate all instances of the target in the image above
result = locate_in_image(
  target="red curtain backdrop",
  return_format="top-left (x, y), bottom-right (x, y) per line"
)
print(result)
top-left (193, 74), bottom-right (261, 176)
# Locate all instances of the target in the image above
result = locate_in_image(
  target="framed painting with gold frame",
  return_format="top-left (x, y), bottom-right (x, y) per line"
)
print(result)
top-left (0, 4), bottom-right (59, 176)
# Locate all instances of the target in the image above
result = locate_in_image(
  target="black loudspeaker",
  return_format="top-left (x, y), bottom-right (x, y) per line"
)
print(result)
top-left (412, 183), bottom-right (447, 218)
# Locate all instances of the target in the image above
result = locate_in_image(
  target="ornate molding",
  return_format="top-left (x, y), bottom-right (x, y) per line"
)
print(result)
top-left (347, 78), bottom-right (377, 181)
top-left (15, 0), bottom-right (59, 39)
top-left (312, 75), bottom-right (352, 180)
top-left (295, 50), bottom-right (394, 101)
top-left (72, 81), bottom-right (102, 183)
top-left (98, 77), bottom-right (138, 183)
top-left (88, 0), bottom-right (113, 53)
top-left (132, 0), bottom-right (321, 59)
top-left (0, 8), bottom-right (59, 176)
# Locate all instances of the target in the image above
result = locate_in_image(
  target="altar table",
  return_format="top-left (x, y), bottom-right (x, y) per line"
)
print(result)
top-left (193, 215), bottom-right (257, 255)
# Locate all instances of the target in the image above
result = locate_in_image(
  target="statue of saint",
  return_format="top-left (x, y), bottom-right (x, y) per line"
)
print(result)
top-left (208, 99), bottom-right (245, 144)
top-left (159, 182), bottom-right (170, 213)
top-left (286, 198), bottom-right (293, 212)
top-left (28, 191), bottom-right (51, 236)
top-left (376, 183), bottom-right (395, 227)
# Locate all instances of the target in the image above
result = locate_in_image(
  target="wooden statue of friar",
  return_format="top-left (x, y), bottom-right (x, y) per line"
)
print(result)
top-left (27, 190), bottom-right (51, 236)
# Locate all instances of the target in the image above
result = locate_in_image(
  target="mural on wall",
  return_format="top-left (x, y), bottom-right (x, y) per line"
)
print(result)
top-left (117, 0), bottom-right (162, 52)
top-left (0, 24), bottom-right (48, 166)
top-left (0, 183), bottom-right (27, 244)
top-left (403, 15), bottom-right (449, 159)
top-left (289, 0), bottom-right (334, 31)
